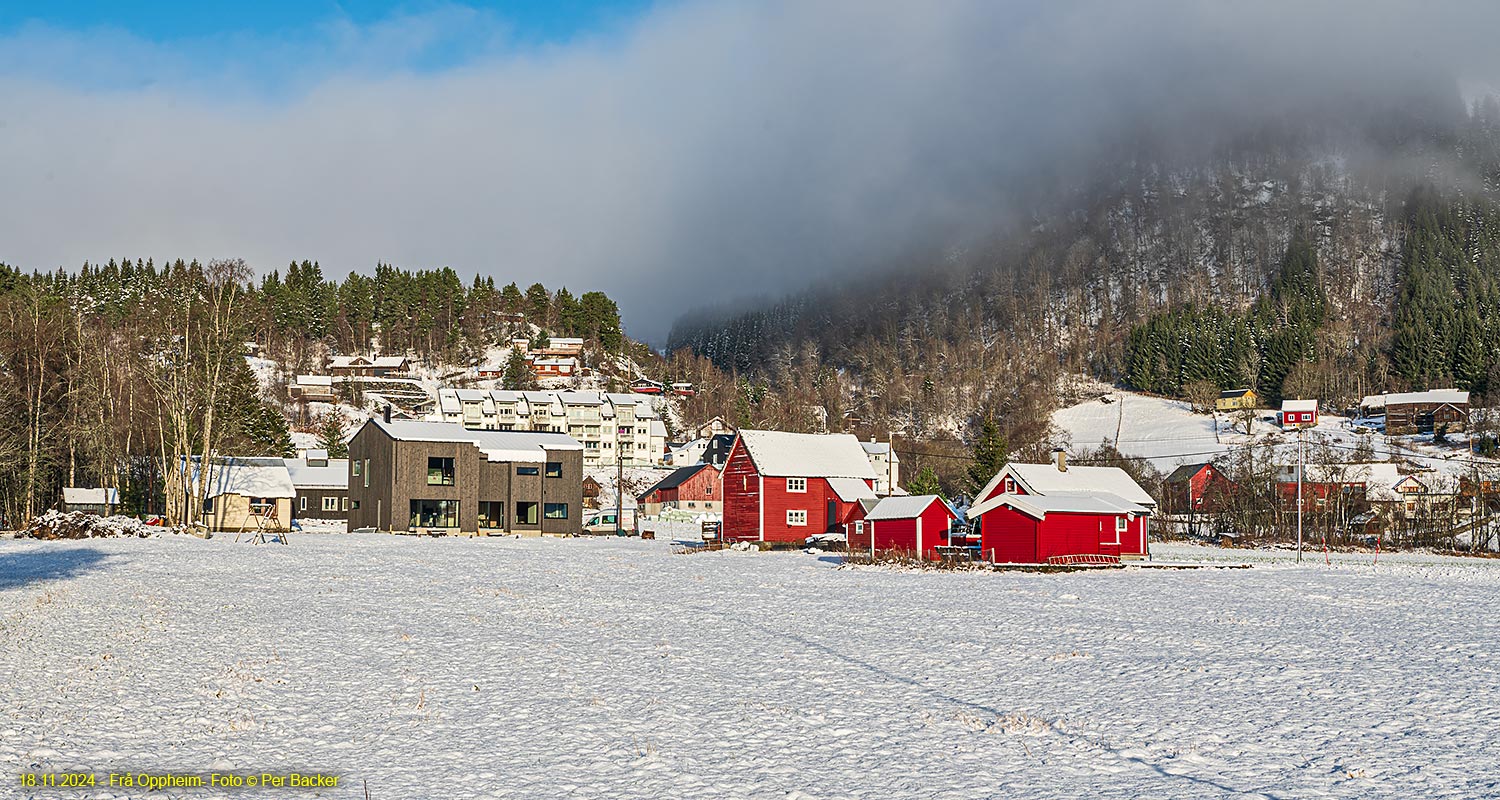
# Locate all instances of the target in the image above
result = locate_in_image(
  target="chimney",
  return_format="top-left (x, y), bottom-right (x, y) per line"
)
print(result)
top-left (383, 404), bottom-right (392, 423)
top-left (869, 436), bottom-right (877, 443)
top-left (1052, 448), bottom-right (1067, 472)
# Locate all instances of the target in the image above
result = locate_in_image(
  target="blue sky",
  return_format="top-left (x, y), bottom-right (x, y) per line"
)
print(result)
top-left (0, 1), bottom-right (654, 45)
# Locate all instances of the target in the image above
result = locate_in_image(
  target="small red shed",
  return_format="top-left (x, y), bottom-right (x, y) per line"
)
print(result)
top-left (968, 493), bottom-right (1149, 563)
top-left (637, 463), bottom-right (722, 513)
top-left (967, 454), bottom-right (1155, 563)
top-left (722, 430), bottom-right (878, 543)
top-left (846, 494), bottom-right (958, 560)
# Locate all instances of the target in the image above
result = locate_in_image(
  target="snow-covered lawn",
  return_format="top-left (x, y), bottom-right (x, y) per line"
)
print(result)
top-left (4, 535), bottom-right (1499, 799)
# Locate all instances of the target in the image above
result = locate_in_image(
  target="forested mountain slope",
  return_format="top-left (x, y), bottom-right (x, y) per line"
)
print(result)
top-left (665, 96), bottom-right (1500, 480)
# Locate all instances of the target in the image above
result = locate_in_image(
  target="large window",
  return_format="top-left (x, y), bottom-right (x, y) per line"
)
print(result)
top-left (427, 457), bottom-right (455, 486)
top-left (516, 465), bottom-right (540, 476)
top-left (410, 499), bottom-right (458, 529)
top-left (322, 496), bottom-right (339, 512)
top-left (787, 509), bottom-right (807, 526)
top-left (515, 501), bottom-right (539, 525)
top-left (545, 461), bottom-right (563, 478)
top-left (478, 501), bottom-right (505, 529)
top-left (787, 477), bottom-right (807, 493)
top-left (544, 503), bottom-right (569, 520)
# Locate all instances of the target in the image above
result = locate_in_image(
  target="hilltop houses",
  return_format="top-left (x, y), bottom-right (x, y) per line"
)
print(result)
top-left (1215, 388), bottom-right (1259, 412)
top-left (965, 452), bottom-right (1155, 563)
top-left (1280, 399), bottom-right (1319, 429)
top-left (330, 355), bottom-right (410, 378)
top-left (722, 430), bottom-right (878, 543)
top-left (1359, 389), bottom-right (1470, 435)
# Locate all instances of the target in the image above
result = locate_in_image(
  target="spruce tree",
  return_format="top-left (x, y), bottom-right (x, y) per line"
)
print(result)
top-left (965, 417), bottom-right (1009, 496)
top-left (906, 466), bottom-right (944, 499)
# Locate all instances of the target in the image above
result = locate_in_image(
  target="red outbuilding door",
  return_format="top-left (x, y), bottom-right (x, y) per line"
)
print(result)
top-left (1099, 515), bottom-right (1123, 558)
top-left (826, 499), bottom-right (838, 532)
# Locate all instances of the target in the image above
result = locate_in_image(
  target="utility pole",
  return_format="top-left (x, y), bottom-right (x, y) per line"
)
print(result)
top-left (1297, 427), bottom-right (1304, 563)
top-left (615, 448), bottom-right (624, 537)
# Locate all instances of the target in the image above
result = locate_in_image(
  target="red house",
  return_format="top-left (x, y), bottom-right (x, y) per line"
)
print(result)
top-left (966, 453), bottom-right (1155, 563)
top-left (845, 494), bottom-right (958, 560)
top-left (1162, 462), bottom-right (1237, 514)
top-left (722, 430), bottom-right (878, 543)
top-left (637, 463), bottom-right (722, 514)
top-left (1280, 399), bottom-right (1318, 429)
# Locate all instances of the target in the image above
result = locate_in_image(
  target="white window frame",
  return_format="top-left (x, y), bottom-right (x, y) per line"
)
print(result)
top-left (786, 477), bottom-right (807, 493)
top-left (299, 496), bottom-right (308, 511)
top-left (1116, 516), bottom-right (1128, 533)
top-left (322, 496), bottom-right (340, 512)
top-left (786, 509), bottom-right (808, 527)
top-left (341, 496), bottom-right (348, 511)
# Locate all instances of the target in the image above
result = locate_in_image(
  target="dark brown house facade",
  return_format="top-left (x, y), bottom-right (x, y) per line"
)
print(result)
top-left (347, 418), bottom-right (585, 535)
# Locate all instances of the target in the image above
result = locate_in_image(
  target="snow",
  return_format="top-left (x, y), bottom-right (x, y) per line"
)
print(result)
top-left (863, 494), bottom-right (949, 520)
top-left (3, 534), bottom-right (1499, 798)
top-left (737, 430), bottom-right (878, 479)
top-left (196, 458), bottom-right (296, 499)
top-left (1359, 389), bottom-right (1469, 409)
top-left (283, 458), bottom-right (350, 490)
top-left (1053, 392), bottom-right (1227, 471)
top-left (826, 477), bottom-right (878, 502)
top-left (370, 418), bottom-right (584, 463)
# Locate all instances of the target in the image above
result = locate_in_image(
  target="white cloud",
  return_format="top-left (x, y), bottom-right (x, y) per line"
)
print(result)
top-left (1, 1), bottom-right (1498, 343)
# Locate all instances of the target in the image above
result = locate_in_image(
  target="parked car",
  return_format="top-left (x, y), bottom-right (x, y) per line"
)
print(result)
top-left (582, 509), bottom-right (636, 535)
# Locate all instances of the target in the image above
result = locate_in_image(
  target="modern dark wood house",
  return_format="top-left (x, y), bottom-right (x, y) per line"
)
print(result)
top-left (284, 450), bottom-right (350, 521)
top-left (346, 415), bottom-right (585, 535)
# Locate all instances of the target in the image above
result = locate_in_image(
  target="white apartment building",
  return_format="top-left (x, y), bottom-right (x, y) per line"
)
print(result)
top-left (861, 439), bottom-right (902, 496)
top-left (432, 389), bottom-right (668, 466)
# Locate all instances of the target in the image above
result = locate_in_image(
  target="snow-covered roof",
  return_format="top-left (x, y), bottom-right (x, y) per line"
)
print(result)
top-left (490, 390), bottom-right (522, 403)
top-left (197, 457), bottom-right (296, 499)
top-left (370, 418), bottom-right (583, 463)
top-left (559, 391), bottom-right (602, 405)
top-left (1282, 399), bottom-right (1318, 413)
top-left (533, 357), bottom-right (577, 367)
top-left (1218, 388), bottom-right (1255, 399)
top-left (455, 388), bottom-right (489, 403)
top-left (295, 374), bottom-right (333, 386)
top-left (827, 477), bottom-right (878, 503)
top-left (865, 494), bottom-right (951, 521)
top-left (975, 463), bottom-right (1156, 508)
top-left (371, 356), bottom-right (408, 368)
top-left (1360, 389), bottom-right (1469, 409)
top-left (861, 441), bottom-right (891, 456)
top-left (284, 457), bottom-right (349, 490)
top-left (649, 420), bottom-right (667, 439)
top-left (968, 492), bottom-right (1147, 521)
top-left (63, 487), bottom-right (118, 506)
top-left (736, 430), bottom-right (878, 479)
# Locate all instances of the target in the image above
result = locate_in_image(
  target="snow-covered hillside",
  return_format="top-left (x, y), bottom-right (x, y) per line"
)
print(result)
top-left (1052, 386), bottom-right (1497, 486)
top-left (4, 534), bottom-right (1499, 799)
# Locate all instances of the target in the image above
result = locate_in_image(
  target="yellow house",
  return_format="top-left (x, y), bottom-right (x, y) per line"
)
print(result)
top-left (1215, 388), bottom-right (1259, 412)
top-left (195, 457), bottom-right (296, 532)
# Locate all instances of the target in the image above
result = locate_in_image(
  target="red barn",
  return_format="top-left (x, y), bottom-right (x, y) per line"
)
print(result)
top-left (846, 495), bottom-right (958, 560)
top-left (967, 453), bottom-right (1155, 563)
top-left (722, 430), bottom-right (878, 543)
top-left (1162, 462), bottom-right (1237, 515)
top-left (637, 463), bottom-right (722, 514)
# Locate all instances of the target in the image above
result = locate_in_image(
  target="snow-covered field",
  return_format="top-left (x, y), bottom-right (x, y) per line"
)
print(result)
top-left (4, 535), bottom-right (1499, 799)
